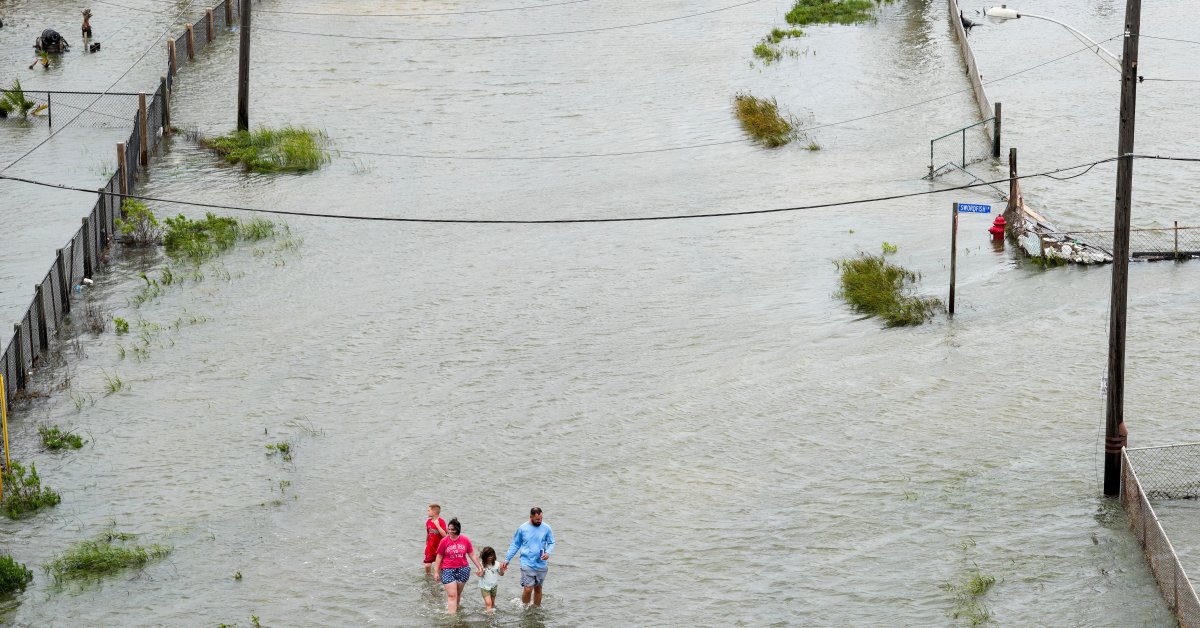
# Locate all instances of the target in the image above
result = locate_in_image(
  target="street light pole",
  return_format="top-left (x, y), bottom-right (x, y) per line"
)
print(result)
top-left (1103, 0), bottom-right (1141, 497)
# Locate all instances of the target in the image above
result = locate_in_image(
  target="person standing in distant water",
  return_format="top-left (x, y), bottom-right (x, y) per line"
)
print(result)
top-left (81, 9), bottom-right (93, 39)
top-left (424, 504), bottom-right (447, 575)
top-left (500, 506), bottom-right (555, 608)
top-left (433, 519), bottom-right (482, 613)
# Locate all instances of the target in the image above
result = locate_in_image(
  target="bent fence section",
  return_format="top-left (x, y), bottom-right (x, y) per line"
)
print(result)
top-left (1123, 446), bottom-right (1200, 627)
top-left (0, 0), bottom-right (250, 423)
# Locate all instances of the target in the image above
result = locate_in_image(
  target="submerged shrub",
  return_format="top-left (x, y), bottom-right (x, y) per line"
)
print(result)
top-left (116, 199), bottom-right (163, 245)
top-left (835, 253), bottom-right (942, 326)
top-left (39, 425), bottom-right (86, 450)
top-left (786, 0), bottom-right (890, 26)
top-left (0, 79), bottom-right (38, 118)
top-left (2, 462), bottom-right (62, 519)
top-left (0, 555), bottom-right (33, 594)
top-left (733, 92), bottom-right (800, 148)
top-left (753, 42), bottom-right (783, 63)
top-left (201, 126), bottom-right (330, 173)
top-left (45, 528), bottom-right (171, 582)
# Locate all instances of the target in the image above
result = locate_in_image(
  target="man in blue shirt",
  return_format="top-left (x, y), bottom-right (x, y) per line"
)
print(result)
top-left (500, 506), bottom-right (555, 607)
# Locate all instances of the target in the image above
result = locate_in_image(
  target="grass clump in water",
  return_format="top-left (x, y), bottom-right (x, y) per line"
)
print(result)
top-left (163, 213), bottom-right (276, 263)
top-left (940, 566), bottom-right (996, 625)
top-left (835, 253), bottom-right (942, 326)
top-left (752, 42), bottom-right (783, 63)
top-left (0, 555), bottom-right (33, 594)
top-left (39, 425), bottom-right (86, 450)
top-left (2, 461), bottom-right (62, 519)
top-left (786, 0), bottom-right (889, 26)
top-left (733, 92), bottom-right (800, 147)
top-left (201, 126), bottom-right (330, 173)
top-left (45, 527), bottom-right (171, 582)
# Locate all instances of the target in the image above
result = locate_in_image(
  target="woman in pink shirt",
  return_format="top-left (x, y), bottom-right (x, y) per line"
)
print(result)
top-left (433, 518), bottom-right (483, 613)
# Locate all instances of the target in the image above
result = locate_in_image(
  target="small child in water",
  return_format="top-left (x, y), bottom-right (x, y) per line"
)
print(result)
top-left (477, 546), bottom-right (502, 613)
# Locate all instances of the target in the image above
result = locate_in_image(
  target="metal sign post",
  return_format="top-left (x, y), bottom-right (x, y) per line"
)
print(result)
top-left (950, 203), bottom-right (992, 315)
top-left (950, 203), bottom-right (958, 315)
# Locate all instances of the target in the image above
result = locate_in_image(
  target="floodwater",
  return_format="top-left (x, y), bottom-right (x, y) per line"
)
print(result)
top-left (1, 0), bottom-right (1199, 625)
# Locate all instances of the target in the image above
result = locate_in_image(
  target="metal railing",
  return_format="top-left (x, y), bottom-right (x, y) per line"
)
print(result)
top-left (929, 116), bottom-right (997, 175)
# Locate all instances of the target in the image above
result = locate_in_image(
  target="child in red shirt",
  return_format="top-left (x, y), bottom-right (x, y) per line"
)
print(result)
top-left (425, 504), bottom-right (447, 574)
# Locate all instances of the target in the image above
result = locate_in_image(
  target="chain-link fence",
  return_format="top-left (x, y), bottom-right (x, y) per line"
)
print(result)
top-left (1, 0), bottom-right (248, 425)
top-left (1062, 225), bottom-right (1200, 261)
top-left (1123, 447), bottom-right (1200, 627)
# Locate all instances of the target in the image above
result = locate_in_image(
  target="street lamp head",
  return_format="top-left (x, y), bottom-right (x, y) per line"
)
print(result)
top-left (985, 6), bottom-right (1021, 19)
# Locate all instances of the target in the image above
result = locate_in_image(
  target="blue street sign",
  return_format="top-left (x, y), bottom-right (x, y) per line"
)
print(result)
top-left (958, 203), bottom-right (991, 214)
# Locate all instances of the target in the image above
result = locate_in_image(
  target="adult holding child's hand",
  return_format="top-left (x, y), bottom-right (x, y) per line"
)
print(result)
top-left (432, 518), bottom-right (482, 614)
top-left (499, 506), bottom-right (555, 608)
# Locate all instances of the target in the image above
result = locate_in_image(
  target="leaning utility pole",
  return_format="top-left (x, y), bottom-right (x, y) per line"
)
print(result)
top-left (237, 0), bottom-right (251, 131)
top-left (1103, 0), bottom-right (1142, 497)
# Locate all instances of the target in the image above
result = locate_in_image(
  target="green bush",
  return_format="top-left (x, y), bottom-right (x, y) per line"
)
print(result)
top-left (0, 555), bottom-right (33, 594)
top-left (753, 42), bottom-right (783, 63)
top-left (2, 461), bottom-right (62, 519)
top-left (115, 199), bottom-right (163, 245)
top-left (0, 80), bottom-right (38, 118)
top-left (835, 253), bottom-right (942, 326)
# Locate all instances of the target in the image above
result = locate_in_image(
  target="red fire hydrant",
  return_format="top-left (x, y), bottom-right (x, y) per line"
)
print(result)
top-left (988, 215), bottom-right (1006, 240)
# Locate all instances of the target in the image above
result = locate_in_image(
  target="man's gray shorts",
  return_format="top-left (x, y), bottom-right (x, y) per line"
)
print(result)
top-left (520, 567), bottom-right (548, 588)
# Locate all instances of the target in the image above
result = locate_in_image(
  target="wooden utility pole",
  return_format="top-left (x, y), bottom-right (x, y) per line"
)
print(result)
top-left (1104, 0), bottom-right (1142, 497)
top-left (237, 0), bottom-right (251, 131)
top-left (992, 102), bottom-right (1002, 158)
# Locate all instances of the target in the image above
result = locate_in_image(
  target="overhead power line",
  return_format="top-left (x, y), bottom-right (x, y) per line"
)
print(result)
top-left (250, 0), bottom-right (770, 42)
top-left (177, 36), bottom-right (1121, 162)
top-left (9, 155), bottom-right (1196, 225)
top-left (1140, 34), bottom-right (1200, 46)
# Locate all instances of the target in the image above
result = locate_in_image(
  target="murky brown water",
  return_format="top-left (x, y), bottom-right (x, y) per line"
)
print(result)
top-left (2, 0), bottom-right (1198, 625)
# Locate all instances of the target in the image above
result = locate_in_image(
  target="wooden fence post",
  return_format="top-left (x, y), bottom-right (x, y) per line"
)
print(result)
top-left (225, 0), bottom-right (234, 26)
top-left (167, 39), bottom-right (177, 77)
top-left (98, 187), bottom-right (109, 250)
top-left (186, 24), bottom-right (195, 60)
top-left (12, 325), bottom-right (24, 390)
top-left (56, 249), bottom-right (71, 316)
top-left (1175, 221), bottom-right (1180, 260)
top-left (138, 92), bottom-right (149, 167)
top-left (34, 285), bottom-right (48, 352)
top-left (993, 102), bottom-right (1002, 158)
top-left (160, 77), bottom-right (171, 134)
top-left (116, 142), bottom-right (128, 204)
top-left (207, 8), bottom-right (215, 41)
top-left (82, 217), bottom-right (94, 279)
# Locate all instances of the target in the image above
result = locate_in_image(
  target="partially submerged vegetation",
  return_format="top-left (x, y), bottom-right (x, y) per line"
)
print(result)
top-left (164, 213), bottom-right (276, 263)
top-left (200, 126), bottom-right (330, 173)
top-left (786, 0), bottom-right (889, 26)
top-left (0, 555), bottom-right (33, 594)
top-left (45, 527), bottom-right (171, 582)
top-left (2, 462), bottom-right (62, 519)
top-left (753, 27), bottom-right (805, 63)
top-left (733, 93), bottom-right (800, 148)
top-left (835, 253), bottom-right (942, 326)
top-left (116, 199), bottom-right (163, 245)
top-left (39, 425), bottom-right (86, 450)
top-left (0, 80), bottom-right (40, 119)
top-left (941, 564), bottom-right (996, 625)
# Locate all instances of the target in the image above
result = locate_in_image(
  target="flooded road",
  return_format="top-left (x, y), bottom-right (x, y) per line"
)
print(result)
top-left (1, 0), bottom-right (1198, 624)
